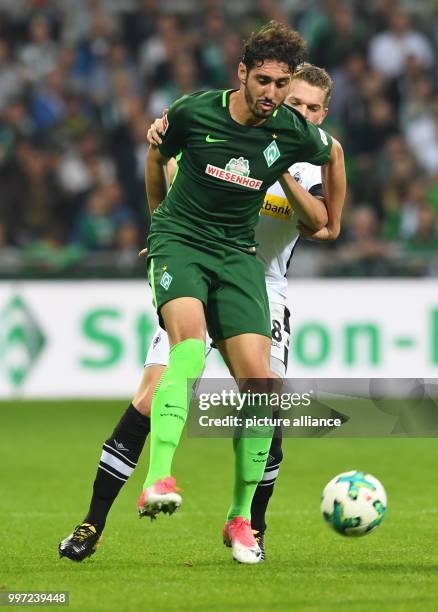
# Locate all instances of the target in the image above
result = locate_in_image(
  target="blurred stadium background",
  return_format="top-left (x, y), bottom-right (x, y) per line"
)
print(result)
top-left (1, 0), bottom-right (438, 397)
top-left (2, 5), bottom-right (438, 609)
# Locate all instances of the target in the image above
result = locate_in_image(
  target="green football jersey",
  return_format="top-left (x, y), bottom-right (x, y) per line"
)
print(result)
top-left (150, 89), bottom-right (332, 251)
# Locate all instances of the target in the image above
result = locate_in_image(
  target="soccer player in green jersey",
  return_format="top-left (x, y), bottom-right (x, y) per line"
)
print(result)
top-left (58, 22), bottom-right (345, 566)
top-left (58, 64), bottom-right (342, 566)
top-left (139, 21), bottom-right (345, 564)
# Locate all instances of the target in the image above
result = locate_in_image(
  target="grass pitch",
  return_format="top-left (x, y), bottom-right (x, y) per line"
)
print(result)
top-left (1, 400), bottom-right (438, 611)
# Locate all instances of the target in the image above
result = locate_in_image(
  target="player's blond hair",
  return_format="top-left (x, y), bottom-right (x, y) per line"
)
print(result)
top-left (292, 63), bottom-right (333, 106)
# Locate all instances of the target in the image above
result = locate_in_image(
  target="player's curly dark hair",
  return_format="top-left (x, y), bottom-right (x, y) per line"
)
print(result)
top-left (242, 21), bottom-right (307, 74)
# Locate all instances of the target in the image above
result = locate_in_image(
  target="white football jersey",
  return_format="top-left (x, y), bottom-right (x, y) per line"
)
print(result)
top-left (255, 162), bottom-right (323, 304)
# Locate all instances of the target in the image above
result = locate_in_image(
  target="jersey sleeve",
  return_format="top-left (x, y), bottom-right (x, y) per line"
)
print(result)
top-left (158, 95), bottom-right (191, 159)
top-left (300, 121), bottom-right (333, 166)
top-left (301, 163), bottom-right (322, 192)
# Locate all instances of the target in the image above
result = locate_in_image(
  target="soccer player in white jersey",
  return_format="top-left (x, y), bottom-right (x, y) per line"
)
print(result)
top-left (59, 64), bottom-right (341, 562)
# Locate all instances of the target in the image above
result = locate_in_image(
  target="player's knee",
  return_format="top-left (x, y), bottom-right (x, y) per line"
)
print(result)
top-left (252, 365), bottom-right (272, 380)
top-left (169, 338), bottom-right (205, 379)
top-left (132, 375), bottom-right (158, 416)
top-left (238, 374), bottom-right (280, 396)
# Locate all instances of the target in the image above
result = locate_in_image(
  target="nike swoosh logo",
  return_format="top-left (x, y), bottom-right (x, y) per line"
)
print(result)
top-left (164, 403), bottom-right (184, 410)
top-left (206, 135), bottom-right (227, 143)
top-left (257, 451), bottom-right (269, 456)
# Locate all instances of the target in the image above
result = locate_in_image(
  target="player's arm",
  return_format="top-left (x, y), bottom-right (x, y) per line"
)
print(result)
top-left (139, 118), bottom-right (179, 255)
top-left (297, 120), bottom-right (346, 241)
top-left (279, 172), bottom-right (327, 231)
top-left (145, 98), bottom-right (189, 213)
top-left (320, 137), bottom-right (345, 240)
top-left (146, 116), bottom-right (178, 198)
top-left (299, 138), bottom-right (345, 241)
top-left (145, 145), bottom-right (170, 214)
top-left (165, 157), bottom-right (178, 186)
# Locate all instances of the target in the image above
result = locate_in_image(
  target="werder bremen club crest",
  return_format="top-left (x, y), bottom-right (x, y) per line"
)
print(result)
top-left (0, 295), bottom-right (46, 388)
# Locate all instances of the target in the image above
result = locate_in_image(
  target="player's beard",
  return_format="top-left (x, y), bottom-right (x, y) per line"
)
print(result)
top-left (244, 83), bottom-right (277, 120)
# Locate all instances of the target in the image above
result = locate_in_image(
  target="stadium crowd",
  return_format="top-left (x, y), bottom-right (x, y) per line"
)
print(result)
top-left (0, 0), bottom-right (438, 277)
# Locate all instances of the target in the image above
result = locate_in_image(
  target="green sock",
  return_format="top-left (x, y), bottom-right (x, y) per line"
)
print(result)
top-left (227, 408), bottom-right (274, 521)
top-left (144, 338), bottom-right (205, 488)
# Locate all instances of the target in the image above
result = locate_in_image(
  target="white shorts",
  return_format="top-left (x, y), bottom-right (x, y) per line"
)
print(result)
top-left (268, 301), bottom-right (291, 378)
top-left (144, 329), bottom-right (214, 366)
top-left (144, 302), bottom-right (291, 379)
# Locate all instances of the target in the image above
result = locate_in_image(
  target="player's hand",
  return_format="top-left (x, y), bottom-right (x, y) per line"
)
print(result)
top-left (138, 247), bottom-right (148, 257)
top-left (146, 108), bottom-right (168, 146)
top-left (297, 221), bottom-right (340, 241)
top-left (147, 119), bottom-right (164, 146)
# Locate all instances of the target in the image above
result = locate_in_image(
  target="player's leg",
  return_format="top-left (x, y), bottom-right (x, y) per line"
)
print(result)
top-left (84, 364), bottom-right (164, 528)
top-left (250, 352), bottom-right (285, 560)
top-left (137, 236), bottom-right (212, 517)
top-left (219, 332), bottom-right (278, 517)
top-left (59, 329), bottom-right (168, 561)
top-left (251, 304), bottom-right (290, 559)
top-left (208, 248), bottom-right (275, 562)
top-left (251, 417), bottom-right (283, 560)
top-left (138, 296), bottom-right (207, 518)
top-left (218, 332), bottom-right (278, 563)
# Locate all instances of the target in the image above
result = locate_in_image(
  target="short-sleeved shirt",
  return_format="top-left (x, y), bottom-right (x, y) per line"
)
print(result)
top-left (149, 89), bottom-right (332, 253)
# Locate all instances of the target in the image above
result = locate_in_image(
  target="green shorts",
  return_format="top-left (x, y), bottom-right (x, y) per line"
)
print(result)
top-left (147, 233), bottom-right (270, 343)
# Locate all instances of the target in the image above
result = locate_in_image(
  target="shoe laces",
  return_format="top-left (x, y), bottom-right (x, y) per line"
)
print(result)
top-left (229, 517), bottom-right (257, 548)
top-left (253, 530), bottom-right (265, 551)
top-left (253, 529), bottom-right (263, 542)
top-left (73, 523), bottom-right (97, 542)
top-left (253, 530), bottom-right (265, 560)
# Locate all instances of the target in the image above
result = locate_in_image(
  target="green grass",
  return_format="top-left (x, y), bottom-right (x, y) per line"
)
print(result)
top-left (1, 401), bottom-right (438, 611)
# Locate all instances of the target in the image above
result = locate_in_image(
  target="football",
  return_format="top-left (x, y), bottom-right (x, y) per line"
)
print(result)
top-left (321, 470), bottom-right (387, 536)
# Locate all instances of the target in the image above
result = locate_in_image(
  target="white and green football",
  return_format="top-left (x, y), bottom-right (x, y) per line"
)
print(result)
top-left (321, 470), bottom-right (387, 536)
